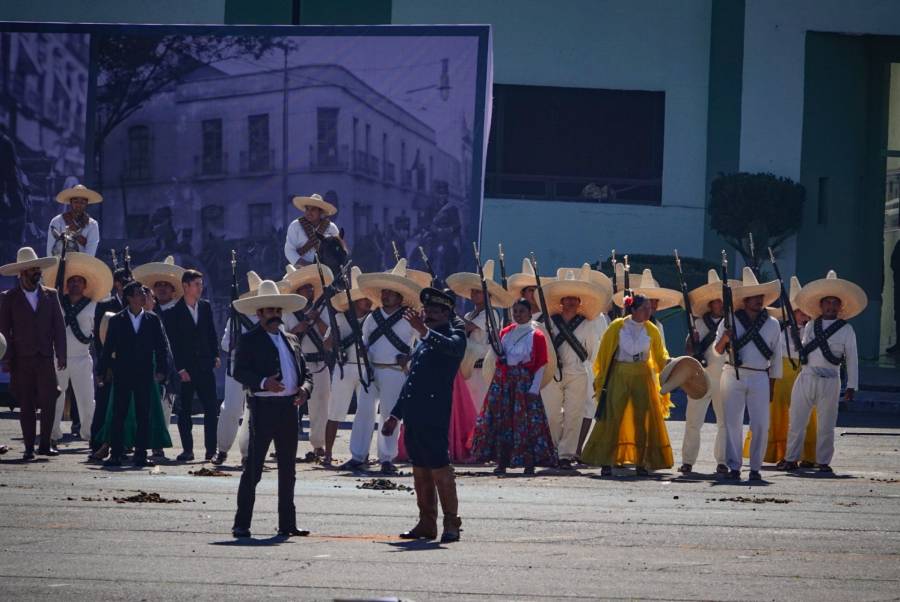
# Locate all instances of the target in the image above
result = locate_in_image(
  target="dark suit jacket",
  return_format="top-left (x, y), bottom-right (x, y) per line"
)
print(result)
top-left (0, 285), bottom-right (66, 365)
top-left (92, 293), bottom-right (123, 360)
top-left (164, 297), bottom-right (219, 375)
top-left (233, 325), bottom-right (313, 401)
top-left (392, 322), bottom-right (466, 428)
top-left (98, 309), bottom-right (171, 385)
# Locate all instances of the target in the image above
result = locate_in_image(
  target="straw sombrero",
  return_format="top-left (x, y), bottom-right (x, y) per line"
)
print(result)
top-left (238, 270), bottom-right (289, 299)
top-left (613, 262), bottom-right (641, 292)
top-left (558, 263), bottom-right (613, 301)
top-left (730, 266), bottom-right (780, 307)
top-left (282, 263), bottom-right (334, 300)
top-left (42, 252), bottom-right (113, 303)
top-left (0, 247), bottom-right (58, 276)
top-left (357, 258), bottom-right (423, 309)
top-left (766, 276), bottom-right (802, 320)
top-left (331, 266), bottom-right (381, 313)
top-left (795, 270), bottom-right (868, 320)
top-left (232, 280), bottom-right (307, 316)
top-left (659, 356), bottom-right (711, 399)
top-left (446, 259), bottom-right (516, 308)
top-left (507, 258), bottom-right (556, 296)
top-left (689, 269), bottom-right (742, 317)
top-left (98, 311), bottom-right (116, 345)
top-left (539, 264), bottom-right (611, 320)
top-left (405, 268), bottom-right (433, 289)
top-left (613, 269), bottom-right (682, 310)
top-left (56, 184), bottom-right (102, 205)
top-left (292, 193), bottom-right (336, 216)
top-left (481, 323), bottom-right (557, 389)
top-left (132, 255), bottom-right (185, 300)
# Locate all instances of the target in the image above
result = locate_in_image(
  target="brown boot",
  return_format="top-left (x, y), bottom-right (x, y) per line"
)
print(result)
top-left (432, 466), bottom-right (461, 543)
top-left (399, 466), bottom-right (438, 539)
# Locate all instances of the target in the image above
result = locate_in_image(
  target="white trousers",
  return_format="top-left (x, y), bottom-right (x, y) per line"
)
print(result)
top-left (681, 362), bottom-right (727, 466)
top-left (541, 370), bottom-right (589, 460)
top-left (786, 369), bottom-right (841, 465)
top-left (329, 363), bottom-right (362, 422)
top-left (721, 366), bottom-right (770, 471)
top-left (52, 354), bottom-right (94, 441)
top-left (306, 364), bottom-right (331, 450)
top-left (216, 374), bottom-right (249, 460)
top-left (464, 373), bottom-right (488, 415)
top-left (348, 366), bottom-right (407, 463)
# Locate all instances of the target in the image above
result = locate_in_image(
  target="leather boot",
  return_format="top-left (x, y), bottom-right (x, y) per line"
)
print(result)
top-left (432, 465), bottom-right (461, 543)
top-left (399, 466), bottom-right (438, 539)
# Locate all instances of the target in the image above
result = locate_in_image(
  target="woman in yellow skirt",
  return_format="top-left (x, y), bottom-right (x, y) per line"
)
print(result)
top-left (582, 294), bottom-right (673, 476)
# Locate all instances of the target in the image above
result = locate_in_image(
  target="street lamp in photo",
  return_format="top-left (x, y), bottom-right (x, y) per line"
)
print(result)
top-left (406, 58), bottom-right (451, 102)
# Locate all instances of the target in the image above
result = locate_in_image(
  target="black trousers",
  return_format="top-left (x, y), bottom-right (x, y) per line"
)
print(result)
top-left (176, 368), bottom-right (218, 455)
top-left (110, 376), bottom-right (152, 458)
top-left (234, 396), bottom-right (299, 532)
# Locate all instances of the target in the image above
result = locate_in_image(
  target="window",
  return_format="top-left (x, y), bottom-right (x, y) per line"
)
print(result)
top-left (201, 118), bottom-right (223, 175)
top-left (127, 125), bottom-right (151, 180)
top-left (486, 84), bottom-right (664, 204)
top-left (247, 114), bottom-right (270, 171)
top-left (317, 108), bottom-right (339, 168)
top-left (248, 203), bottom-right (272, 238)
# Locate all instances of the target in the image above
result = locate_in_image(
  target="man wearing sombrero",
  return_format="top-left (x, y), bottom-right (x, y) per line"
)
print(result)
top-left (508, 258), bottom-right (555, 321)
top-left (133, 255), bottom-right (184, 314)
top-left (284, 193), bottom-right (341, 267)
top-left (281, 263), bottom-right (335, 460)
top-left (0, 247), bottom-right (66, 460)
top-left (230, 280), bottom-right (313, 538)
top-left (42, 252), bottom-right (112, 445)
top-left (714, 267), bottom-right (784, 481)
top-left (540, 265), bottom-right (611, 469)
top-left (46, 184), bottom-right (101, 257)
top-left (783, 271), bottom-right (865, 474)
top-left (342, 259), bottom-right (423, 474)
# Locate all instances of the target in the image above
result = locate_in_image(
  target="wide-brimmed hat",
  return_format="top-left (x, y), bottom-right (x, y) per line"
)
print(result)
top-left (446, 259), bottom-right (516, 308)
top-left (358, 258), bottom-right (423, 309)
top-left (0, 247), bottom-right (58, 276)
top-left (613, 269), bottom-right (682, 310)
top-left (42, 252), bottom-right (113, 302)
top-left (232, 280), bottom-right (307, 316)
top-left (56, 184), bottom-right (102, 205)
top-left (238, 270), bottom-right (289, 299)
top-left (132, 255), bottom-right (185, 300)
top-left (282, 263), bottom-right (334, 299)
top-left (688, 269), bottom-right (743, 317)
top-left (613, 262), bottom-right (641, 292)
top-left (507, 258), bottom-right (556, 296)
top-left (405, 268), bottom-right (433, 289)
top-left (539, 264), bottom-right (611, 320)
top-left (98, 311), bottom-right (116, 345)
top-left (730, 266), bottom-right (780, 307)
top-left (481, 323), bottom-right (557, 389)
top-left (292, 193), bottom-right (336, 216)
top-left (766, 276), bottom-right (802, 320)
top-left (331, 266), bottom-right (380, 313)
top-left (659, 356), bottom-right (711, 399)
top-left (795, 270), bottom-right (868, 320)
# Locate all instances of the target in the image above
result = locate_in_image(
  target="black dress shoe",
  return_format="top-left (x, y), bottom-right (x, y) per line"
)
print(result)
top-left (0, 444), bottom-right (8, 455)
top-left (380, 461), bottom-right (398, 475)
top-left (22, 450), bottom-right (35, 461)
top-left (277, 528), bottom-right (310, 537)
top-left (678, 464), bottom-right (692, 474)
top-left (725, 469), bottom-right (741, 480)
top-left (211, 451), bottom-right (227, 466)
top-left (782, 461), bottom-right (799, 471)
top-left (716, 464), bottom-right (729, 474)
top-left (133, 455), bottom-right (155, 468)
top-left (817, 464), bottom-right (833, 473)
top-left (232, 527), bottom-right (251, 538)
top-left (37, 447), bottom-right (59, 457)
top-left (600, 465), bottom-right (612, 476)
top-left (748, 470), bottom-right (762, 481)
top-left (176, 451), bottom-right (195, 462)
top-left (103, 456), bottom-right (123, 467)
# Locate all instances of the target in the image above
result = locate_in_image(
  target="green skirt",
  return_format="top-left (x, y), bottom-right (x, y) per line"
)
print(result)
top-left (96, 379), bottom-right (173, 450)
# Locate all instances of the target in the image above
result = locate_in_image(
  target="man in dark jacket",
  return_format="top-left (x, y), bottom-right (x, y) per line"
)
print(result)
top-left (383, 287), bottom-right (466, 543)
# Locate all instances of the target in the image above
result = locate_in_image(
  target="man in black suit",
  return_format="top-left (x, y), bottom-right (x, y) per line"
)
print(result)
top-left (383, 287), bottom-right (467, 543)
top-left (230, 280), bottom-right (313, 539)
top-left (90, 267), bottom-right (130, 455)
top-left (98, 281), bottom-right (171, 467)
top-left (165, 269), bottom-right (220, 461)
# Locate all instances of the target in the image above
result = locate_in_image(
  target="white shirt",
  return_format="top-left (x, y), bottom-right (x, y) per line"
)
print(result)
top-left (694, 314), bottom-right (726, 368)
top-left (64, 298), bottom-right (96, 357)
top-left (47, 213), bottom-right (100, 257)
top-left (24, 287), bottom-right (40, 311)
top-left (220, 314), bottom-right (260, 353)
top-left (158, 299), bottom-right (177, 312)
top-left (465, 307), bottom-right (500, 362)
top-left (284, 219), bottom-right (340, 265)
top-left (715, 312), bottom-right (784, 378)
top-left (256, 331), bottom-right (299, 397)
top-left (361, 307), bottom-right (418, 365)
top-left (801, 319), bottom-right (859, 389)
top-left (554, 313), bottom-right (602, 375)
top-left (128, 309), bottom-right (144, 333)
top-left (282, 310), bottom-right (331, 361)
top-left (185, 301), bottom-right (199, 325)
top-left (330, 310), bottom-right (368, 364)
top-left (617, 318), bottom-right (651, 362)
top-left (500, 322), bottom-right (545, 394)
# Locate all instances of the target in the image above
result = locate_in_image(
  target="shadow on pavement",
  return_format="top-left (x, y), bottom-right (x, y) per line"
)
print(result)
top-left (211, 535), bottom-right (289, 547)
top-left (384, 540), bottom-right (446, 552)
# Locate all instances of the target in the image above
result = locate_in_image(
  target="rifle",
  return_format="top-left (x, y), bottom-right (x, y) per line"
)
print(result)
top-left (315, 253), bottom-right (344, 378)
top-left (497, 243), bottom-right (510, 327)
top-left (226, 250), bottom-right (240, 377)
top-left (748, 232), bottom-right (759, 277)
top-left (528, 252), bottom-right (562, 382)
top-left (675, 249), bottom-right (706, 366)
top-left (50, 226), bottom-right (72, 291)
top-left (721, 250), bottom-right (739, 380)
top-left (392, 240), bottom-right (403, 263)
top-left (767, 247), bottom-right (803, 368)
top-left (610, 250), bottom-right (622, 318)
top-left (110, 248), bottom-right (119, 271)
top-left (337, 261), bottom-right (373, 391)
top-left (623, 255), bottom-right (632, 296)
top-left (473, 242), bottom-right (505, 359)
top-left (417, 245), bottom-right (440, 288)
top-left (123, 246), bottom-right (133, 278)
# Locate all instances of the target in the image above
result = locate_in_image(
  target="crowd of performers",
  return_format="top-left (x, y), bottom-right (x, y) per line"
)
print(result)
top-left (0, 185), bottom-right (865, 542)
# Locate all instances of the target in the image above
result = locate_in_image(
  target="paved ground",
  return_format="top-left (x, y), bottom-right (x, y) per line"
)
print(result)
top-left (0, 408), bottom-right (899, 601)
